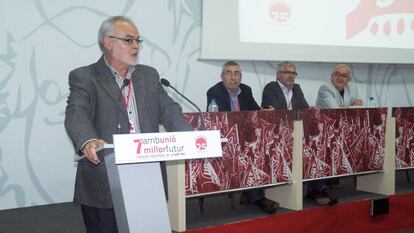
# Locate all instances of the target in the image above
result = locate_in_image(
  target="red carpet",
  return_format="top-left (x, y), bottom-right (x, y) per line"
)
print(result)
top-left (185, 193), bottom-right (414, 233)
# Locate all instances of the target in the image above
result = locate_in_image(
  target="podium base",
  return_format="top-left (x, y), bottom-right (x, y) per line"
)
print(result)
top-left (104, 151), bottom-right (171, 233)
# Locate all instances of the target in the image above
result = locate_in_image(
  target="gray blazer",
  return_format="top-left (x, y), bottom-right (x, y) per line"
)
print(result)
top-left (316, 81), bottom-right (359, 109)
top-left (65, 56), bottom-right (193, 208)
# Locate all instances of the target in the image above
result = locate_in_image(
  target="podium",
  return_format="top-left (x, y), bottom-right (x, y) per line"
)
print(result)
top-left (96, 130), bottom-right (222, 232)
top-left (102, 148), bottom-right (171, 233)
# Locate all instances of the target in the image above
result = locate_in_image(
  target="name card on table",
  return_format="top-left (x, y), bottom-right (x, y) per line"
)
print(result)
top-left (113, 130), bottom-right (222, 164)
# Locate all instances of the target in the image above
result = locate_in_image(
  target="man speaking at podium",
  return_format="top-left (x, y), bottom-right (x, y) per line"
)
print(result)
top-left (64, 16), bottom-right (192, 233)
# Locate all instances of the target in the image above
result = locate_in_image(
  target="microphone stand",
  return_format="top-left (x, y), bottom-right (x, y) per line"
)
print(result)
top-left (160, 78), bottom-right (206, 130)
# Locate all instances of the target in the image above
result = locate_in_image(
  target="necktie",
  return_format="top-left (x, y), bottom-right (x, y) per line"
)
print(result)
top-left (234, 96), bottom-right (240, 111)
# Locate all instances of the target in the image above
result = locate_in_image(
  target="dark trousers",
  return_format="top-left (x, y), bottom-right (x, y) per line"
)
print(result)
top-left (246, 188), bottom-right (265, 202)
top-left (81, 205), bottom-right (118, 233)
top-left (308, 180), bottom-right (328, 193)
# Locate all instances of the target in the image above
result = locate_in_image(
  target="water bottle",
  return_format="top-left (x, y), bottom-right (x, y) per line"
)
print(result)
top-left (208, 98), bottom-right (219, 112)
top-left (367, 96), bottom-right (377, 108)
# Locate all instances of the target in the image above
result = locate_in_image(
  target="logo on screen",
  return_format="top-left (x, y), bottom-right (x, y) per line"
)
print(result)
top-left (346, 0), bottom-right (414, 39)
top-left (195, 136), bottom-right (207, 151)
top-left (268, 0), bottom-right (291, 24)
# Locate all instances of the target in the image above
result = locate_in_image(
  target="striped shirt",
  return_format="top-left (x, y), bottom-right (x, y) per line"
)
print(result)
top-left (227, 87), bottom-right (241, 112)
top-left (277, 80), bottom-right (293, 110)
top-left (104, 57), bottom-right (140, 133)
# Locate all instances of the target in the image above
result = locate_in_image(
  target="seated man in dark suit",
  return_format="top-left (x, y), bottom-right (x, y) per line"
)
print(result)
top-left (262, 61), bottom-right (337, 206)
top-left (261, 61), bottom-right (309, 110)
top-left (207, 61), bottom-right (278, 214)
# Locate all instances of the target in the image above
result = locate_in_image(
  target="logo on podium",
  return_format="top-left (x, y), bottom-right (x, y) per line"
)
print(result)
top-left (113, 130), bottom-right (222, 164)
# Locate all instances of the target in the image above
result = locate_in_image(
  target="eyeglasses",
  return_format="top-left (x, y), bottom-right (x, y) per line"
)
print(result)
top-left (223, 71), bottom-right (241, 78)
top-left (333, 72), bottom-right (350, 78)
top-left (109, 35), bottom-right (143, 46)
top-left (279, 71), bottom-right (298, 76)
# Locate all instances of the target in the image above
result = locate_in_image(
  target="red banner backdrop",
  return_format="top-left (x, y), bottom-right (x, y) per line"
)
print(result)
top-left (393, 107), bottom-right (414, 169)
top-left (184, 110), bottom-right (295, 196)
top-left (301, 108), bottom-right (387, 179)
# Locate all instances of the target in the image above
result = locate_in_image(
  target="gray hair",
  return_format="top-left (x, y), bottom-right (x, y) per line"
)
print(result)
top-left (222, 61), bottom-right (240, 73)
top-left (333, 64), bottom-right (352, 75)
top-left (277, 61), bottom-right (296, 72)
top-left (97, 16), bottom-right (135, 52)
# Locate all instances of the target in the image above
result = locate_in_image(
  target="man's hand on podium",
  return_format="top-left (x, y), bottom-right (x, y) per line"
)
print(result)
top-left (82, 139), bottom-right (107, 165)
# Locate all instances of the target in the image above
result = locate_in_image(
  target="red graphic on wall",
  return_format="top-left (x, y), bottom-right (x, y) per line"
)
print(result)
top-left (393, 107), bottom-right (414, 169)
top-left (301, 108), bottom-right (387, 179)
top-left (346, 0), bottom-right (414, 39)
top-left (184, 110), bottom-right (295, 196)
top-left (268, 0), bottom-right (291, 23)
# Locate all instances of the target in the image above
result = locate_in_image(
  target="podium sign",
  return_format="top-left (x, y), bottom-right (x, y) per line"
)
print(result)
top-left (113, 130), bottom-right (222, 164)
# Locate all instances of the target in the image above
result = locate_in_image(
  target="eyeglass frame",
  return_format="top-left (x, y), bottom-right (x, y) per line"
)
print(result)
top-left (223, 70), bottom-right (242, 78)
top-left (108, 35), bottom-right (143, 46)
top-left (333, 71), bottom-right (350, 78)
top-left (279, 70), bottom-right (298, 76)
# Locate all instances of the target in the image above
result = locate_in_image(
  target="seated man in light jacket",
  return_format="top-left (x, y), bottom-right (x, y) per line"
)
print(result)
top-left (316, 64), bottom-right (363, 108)
top-left (307, 64), bottom-right (363, 206)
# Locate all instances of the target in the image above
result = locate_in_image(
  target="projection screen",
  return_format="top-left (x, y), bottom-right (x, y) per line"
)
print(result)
top-left (201, 0), bottom-right (414, 64)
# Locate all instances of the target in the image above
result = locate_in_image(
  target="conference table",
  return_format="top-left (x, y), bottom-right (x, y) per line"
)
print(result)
top-left (183, 107), bottom-right (389, 196)
top-left (167, 107), bottom-right (402, 231)
top-left (393, 107), bottom-right (414, 169)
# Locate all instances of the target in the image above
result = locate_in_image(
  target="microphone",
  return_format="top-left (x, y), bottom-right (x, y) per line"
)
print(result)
top-left (121, 78), bottom-right (130, 91)
top-left (161, 78), bottom-right (206, 130)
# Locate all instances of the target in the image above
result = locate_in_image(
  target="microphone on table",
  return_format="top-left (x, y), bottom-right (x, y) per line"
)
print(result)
top-left (160, 78), bottom-right (206, 130)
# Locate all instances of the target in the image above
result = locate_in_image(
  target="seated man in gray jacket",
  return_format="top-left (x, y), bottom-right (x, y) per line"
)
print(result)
top-left (307, 64), bottom-right (363, 206)
top-left (316, 64), bottom-right (363, 108)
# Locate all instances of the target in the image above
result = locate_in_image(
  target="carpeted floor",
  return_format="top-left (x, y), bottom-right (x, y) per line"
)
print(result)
top-left (185, 171), bottom-right (414, 231)
top-left (0, 202), bottom-right (85, 233)
top-left (186, 192), bottom-right (414, 233)
top-left (0, 171), bottom-right (412, 233)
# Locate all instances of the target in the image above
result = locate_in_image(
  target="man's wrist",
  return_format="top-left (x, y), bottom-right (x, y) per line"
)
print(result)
top-left (80, 138), bottom-right (98, 154)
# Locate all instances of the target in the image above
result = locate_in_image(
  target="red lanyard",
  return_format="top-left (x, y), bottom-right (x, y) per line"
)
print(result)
top-left (122, 83), bottom-right (132, 109)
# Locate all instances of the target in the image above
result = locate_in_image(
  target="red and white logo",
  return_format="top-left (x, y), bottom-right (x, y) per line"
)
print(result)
top-left (195, 136), bottom-right (207, 151)
top-left (268, 0), bottom-right (291, 24)
top-left (346, 0), bottom-right (414, 39)
top-left (134, 139), bottom-right (142, 154)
